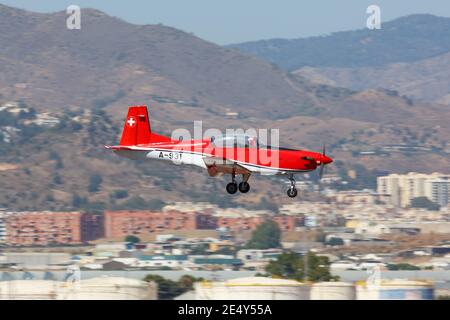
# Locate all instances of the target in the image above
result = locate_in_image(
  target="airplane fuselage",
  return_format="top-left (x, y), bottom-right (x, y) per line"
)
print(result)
top-left (112, 138), bottom-right (327, 176)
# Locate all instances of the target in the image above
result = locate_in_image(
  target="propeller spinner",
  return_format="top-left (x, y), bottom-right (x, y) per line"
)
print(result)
top-left (318, 144), bottom-right (333, 179)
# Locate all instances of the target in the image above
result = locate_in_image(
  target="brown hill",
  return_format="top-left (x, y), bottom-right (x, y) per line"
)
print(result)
top-left (0, 4), bottom-right (349, 120)
top-left (294, 51), bottom-right (450, 105)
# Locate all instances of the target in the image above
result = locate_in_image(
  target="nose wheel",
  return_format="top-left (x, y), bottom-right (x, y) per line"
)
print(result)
top-left (287, 174), bottom-right (298, 198)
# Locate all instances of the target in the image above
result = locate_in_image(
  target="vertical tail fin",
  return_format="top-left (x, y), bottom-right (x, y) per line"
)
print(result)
top-left (119, 106), bottom-right (151, 146)
top-left (119, 105), bottom-right (171, 146)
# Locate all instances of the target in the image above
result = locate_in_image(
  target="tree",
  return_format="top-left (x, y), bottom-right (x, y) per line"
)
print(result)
top-left (117, 196), bottom-right (148, 210)
top-left (190, 244), bottom-right (209, 255)
top-left (246, 220), bottom-right (281, 249)
top-left (143, 274), bottom-right (203, 300)
top-left (143, 275), bottom-right (182, 300)
top-left (387, 263), bottom-right (420, 271)
top-left (70, 121), bottom-right (83, 131)
top-left (265, 251), bottom-right (337, 282)
top-left (111, 189), bottom-right (129, 199)
top-left (147, 198), bottom-right (166, 210)
top-left (410, 197), bottom-right (440, 211)
top-left (214, 246), bottom-right (236, 255)
top-left (88, 174), bottom-right (103, 193)
top-left (326, 237), bottom-right (344, 246)
top-left (84, 201), bottom-right (106, 215)
top-left (125, 235), bottom-right (141, 244)
top-left (255, 197), bottom-right (279, 213)
top-left (72, 193), bottom-right (87, 208)
top-left (52, 174), bottom-right (63, 185)
top-left (178, 275), bottom-right (204, 291)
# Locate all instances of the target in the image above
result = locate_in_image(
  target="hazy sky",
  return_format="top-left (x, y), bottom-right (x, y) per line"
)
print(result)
top-left (2, 0), bottom-right (450, 44)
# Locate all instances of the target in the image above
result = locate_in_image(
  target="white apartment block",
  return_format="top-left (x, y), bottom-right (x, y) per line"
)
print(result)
top-left (425, 177), bottom-right (450, 207)
top-left (0, 213), bottom-right (8, 244)
top-left (377, 172), bottom-right (450, 207)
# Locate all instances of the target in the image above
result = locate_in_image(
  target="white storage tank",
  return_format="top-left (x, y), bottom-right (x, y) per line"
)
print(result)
top-left (61, 276), bottom-right (157, 300)
top-left (356, 279), bottom-right (434, 300)
top-left (195, 277), bottom-right (310, 300)
top-left (0, 280), bottom-right (59, 300)
top-left (0, 277), bottom-right (157, 300)
top-left (310, 282), bottom-right (356, 300)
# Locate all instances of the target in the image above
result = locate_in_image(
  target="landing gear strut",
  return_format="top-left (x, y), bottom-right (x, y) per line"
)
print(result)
top-left (287, 174), bottom-right (298, 198)
top-left (226, 172), bottom-right (251, 194)
top-left (226, 170), bottom-right (238, 194)
top-left (238, 174), bottom-right (251, 193)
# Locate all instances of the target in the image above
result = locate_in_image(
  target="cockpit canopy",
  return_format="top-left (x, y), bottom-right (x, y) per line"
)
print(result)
top-left (211, 134), bottom-right (261, 148)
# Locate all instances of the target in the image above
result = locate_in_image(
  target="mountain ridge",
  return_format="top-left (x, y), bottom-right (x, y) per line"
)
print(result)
top-left (227, 14), bottom-right (450, 70)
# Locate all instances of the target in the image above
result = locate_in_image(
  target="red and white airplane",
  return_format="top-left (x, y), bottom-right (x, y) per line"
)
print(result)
top-left (106, 106), bottom-right (333, 197)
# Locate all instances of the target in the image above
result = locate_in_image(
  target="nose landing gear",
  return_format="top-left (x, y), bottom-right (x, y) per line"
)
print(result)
top-left (287, 174), bottom-right (298, 198)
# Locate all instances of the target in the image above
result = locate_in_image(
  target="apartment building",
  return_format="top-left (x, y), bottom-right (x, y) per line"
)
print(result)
top-left (4, 212), bottom-right (103, 246)
top-left (425, 177), bottom-right (450, 207)
top-left (104, 211), bottom-right (217, 238)
top-left (377, 172), bottom-right (450, 207)
top-left (105, 210), bottom-right (301, 238)
top-left (81, 213), bottom-right (104, 241)
top-left (5, 212), bottom-right (83, 246)
top-left (217, 216), bottom-right (265, 232)
top-left (217, 215), bottom-right (299, 232)
top-left (0, 212), bottom-right (8, 244)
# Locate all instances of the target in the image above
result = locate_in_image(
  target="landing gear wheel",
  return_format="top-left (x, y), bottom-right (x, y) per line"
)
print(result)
top-left (226, 182), bottom-right (238, 194)
top-left (287, 187), bottom-right (298, 198)
top-left (238, 182), bottom-right (250, 193)
top-left (286, 174), bottom-right (297, 198)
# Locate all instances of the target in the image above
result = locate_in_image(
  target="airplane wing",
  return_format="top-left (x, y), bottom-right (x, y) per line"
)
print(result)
top-left (203, 157), bottom-right (251, 177)
top-left (105, 145), bottom-right (133, 150)
top-left (105, 145), bottom-right (151, 151)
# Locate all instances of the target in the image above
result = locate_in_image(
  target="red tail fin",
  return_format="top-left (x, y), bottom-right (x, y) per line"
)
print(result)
top-left (119, 106), bottom-right (171, 146)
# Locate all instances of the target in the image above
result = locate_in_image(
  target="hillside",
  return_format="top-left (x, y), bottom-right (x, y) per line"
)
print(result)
top-left (294, 52), bottom-right (450, 104)
top-left (0, 4), bottom-right (354, 120)
top-left (1, 5), bottom-right (450, 211)
top-left (227, 14), bottom-right (450, 71)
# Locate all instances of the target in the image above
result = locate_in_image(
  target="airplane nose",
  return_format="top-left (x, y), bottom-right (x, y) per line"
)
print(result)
top-left (322, 155), bottom-right (333, 165)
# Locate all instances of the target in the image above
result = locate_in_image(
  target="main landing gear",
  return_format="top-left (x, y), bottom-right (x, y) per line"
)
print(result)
top-left (287, 174), bottom-right (298, 198)
top-left (226, 172), bottom-right (251, 194)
